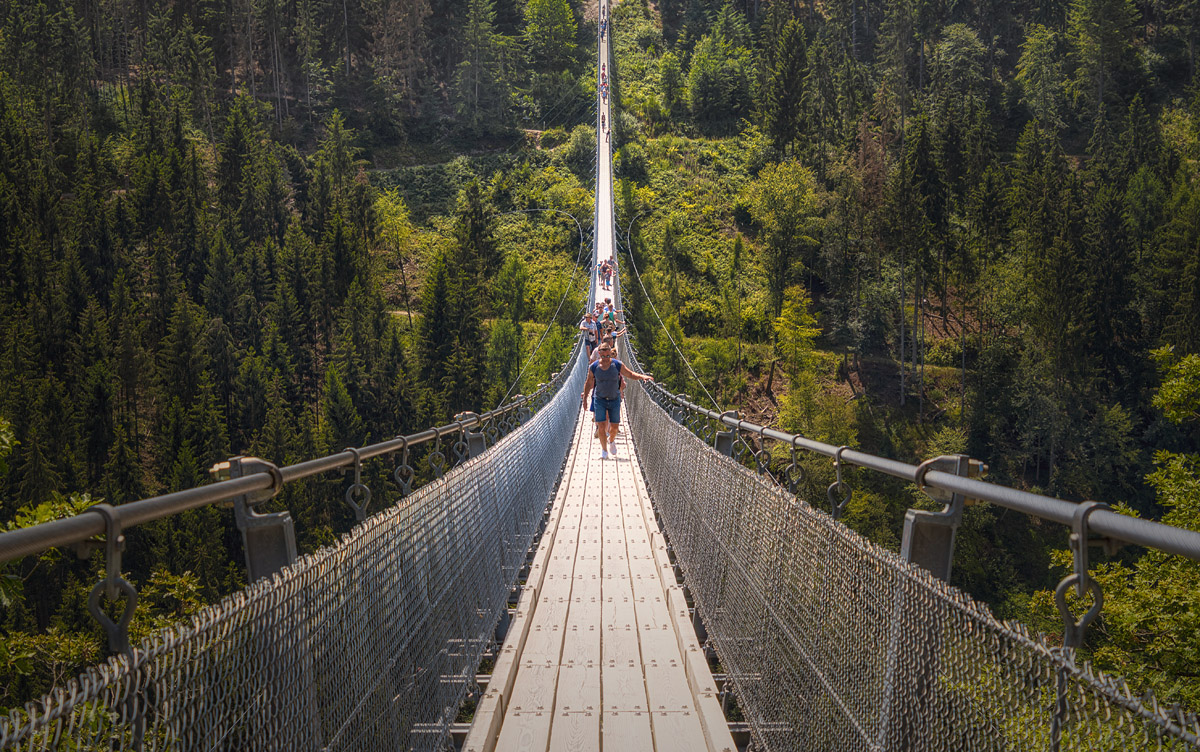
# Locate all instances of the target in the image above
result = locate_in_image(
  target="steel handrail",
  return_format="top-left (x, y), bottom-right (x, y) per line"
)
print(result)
top-left (0, 351), bottom-right (581, 564)
top-left (643, 385), bottom-right (1200, 563)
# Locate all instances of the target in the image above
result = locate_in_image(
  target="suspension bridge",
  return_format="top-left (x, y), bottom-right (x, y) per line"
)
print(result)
top-left (3, 4), bottom-right (1200, 751)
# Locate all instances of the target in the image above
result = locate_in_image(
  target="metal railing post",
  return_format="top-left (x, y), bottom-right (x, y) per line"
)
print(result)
top-left (877, 455), bottom-right (981, 749)
top-left (900, 454), bottom-right (981, 582)
top-left (212, 456), bottom-right (294, 582)
top-left (714, 410), bottom-right (739, 457)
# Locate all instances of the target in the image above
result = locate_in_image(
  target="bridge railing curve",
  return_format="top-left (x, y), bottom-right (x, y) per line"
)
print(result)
top-left (621, 375), bottom-right (1200, 751)
top-left (0, 342), bottom-right (588, 751)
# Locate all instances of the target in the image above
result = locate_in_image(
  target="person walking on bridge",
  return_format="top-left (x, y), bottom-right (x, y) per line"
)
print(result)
top-left (582, 343), bottom-right (652, 459)
top-left (580, 312), bottom-right (599, 355)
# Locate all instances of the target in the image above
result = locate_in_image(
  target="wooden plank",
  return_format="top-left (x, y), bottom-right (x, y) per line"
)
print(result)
top-left (547, 665), bottom-right (601, 751)
top-left (494, 664), bottom-right (560, 752)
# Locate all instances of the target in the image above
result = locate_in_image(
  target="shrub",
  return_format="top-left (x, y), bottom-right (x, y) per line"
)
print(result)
top-left (540, 126), bottom-right (568, 149)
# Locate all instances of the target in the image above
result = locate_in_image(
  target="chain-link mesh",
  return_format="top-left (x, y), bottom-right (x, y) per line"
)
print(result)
top-left (1, 346), bottom-right (587, 752)
top-left (624, 382), bottom-right (1200, 752)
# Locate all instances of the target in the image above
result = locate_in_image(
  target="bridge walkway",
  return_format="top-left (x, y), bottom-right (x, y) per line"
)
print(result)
top-left (462, 4), bottom-right (736, 749)
top-left (463, 403), bottom-right (736, 752)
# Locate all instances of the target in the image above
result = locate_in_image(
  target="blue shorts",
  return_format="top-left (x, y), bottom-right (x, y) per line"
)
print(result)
top-left (594, 396), bottom-right (621, 423)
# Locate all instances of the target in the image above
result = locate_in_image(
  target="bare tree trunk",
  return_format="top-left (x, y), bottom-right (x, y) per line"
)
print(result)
top-left (918, 272), bottom-right (925, 421)
top-left (398, 243), bottom-right (414, 329)
top-left (914, 266), bottom-right (921, 418)
top-left (899, 247), bottom-right (906, 406)
top-left (919, 42), bottom-right (925, 90)
top-left (960, 303), bottom-right (966, 425)
top-left (229, 0), bottom-right (238, 93)
top-left (851, 0), bottom-right (858, 60)
top-left (247, 0), bottom-right (256, 99)
top-left (343, 0), bottom-right (352, 77)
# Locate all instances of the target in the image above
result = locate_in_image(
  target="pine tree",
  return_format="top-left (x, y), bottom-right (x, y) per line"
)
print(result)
top-left (524, 0), bottom-right (577, 71)
top-left (452, 179), bottom-right (502, 284)
top-left (158, 294), bottom-right (210, 405)
top-left (456, 0), bottom-right (510, 134)
top-left (322, 365), bottom-right (366, 448)
top-left (761, 17), bottom-right (807, 156)
top-left (1068, 0), bottom-right (1138, 117)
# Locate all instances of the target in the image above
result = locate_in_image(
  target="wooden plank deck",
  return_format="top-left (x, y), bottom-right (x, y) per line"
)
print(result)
top-left (463, 407), bottom-right (736, 752)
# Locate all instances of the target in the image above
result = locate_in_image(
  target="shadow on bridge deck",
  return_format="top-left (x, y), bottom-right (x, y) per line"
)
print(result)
top-left (464, 405), bottom-right (735, 752)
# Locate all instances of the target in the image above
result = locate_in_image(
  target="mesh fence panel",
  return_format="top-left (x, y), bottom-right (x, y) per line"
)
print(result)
top-left (1, 346), bottom-right (587, 752)
top-left (624, 382), bottom-right (1200, 752)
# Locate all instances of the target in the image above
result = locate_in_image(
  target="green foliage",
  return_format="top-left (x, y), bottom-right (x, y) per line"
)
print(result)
top-left (1018, 25), bottom-right (1068, 129)
top-left (0, 418), bottom-right (15, 481)
top-left (1153, 347), bottom-right (1200, 427)
top-left (523, 0), bottom-right (577, 71)
top-left (560, 125), bottom-right (597, 182)
top-left (740, 161), bottom-right (822, 319)
top-left (773, 286), bottom-right (820, 382)
top-left (455, 0), bottom-right (513, 135)
top-left (1068, 0), bottom-right (1140, 116)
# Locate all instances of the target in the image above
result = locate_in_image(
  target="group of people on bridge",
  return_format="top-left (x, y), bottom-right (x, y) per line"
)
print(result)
top-left (580, 294), bottom-right (651, 459)
top-left (597, 258), bottom-right (615, 290)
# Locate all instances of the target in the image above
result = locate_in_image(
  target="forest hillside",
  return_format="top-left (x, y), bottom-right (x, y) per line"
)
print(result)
top-left (0, 0), bottom-right (1198, 716)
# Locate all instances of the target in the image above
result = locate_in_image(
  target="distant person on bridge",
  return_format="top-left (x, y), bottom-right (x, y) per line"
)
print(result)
top-left (582, 344), bottom-right (652, 459)
top-left (602, 298), bottom-right (622, 324)
top-left (580, 312), bottom-right (599, 355)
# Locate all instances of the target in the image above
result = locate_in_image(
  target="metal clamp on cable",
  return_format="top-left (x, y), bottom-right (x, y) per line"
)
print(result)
top-left (344, 446), bottom-right (372, 521)
top-left (86, 503), bottom-right (137, 659)
top-left (213, 456), bottom-right (296, 583)
top-left (392, 436), bottom-right (414, 497)
top-left (428, 434), bottom-right (448, 478)
top-left (714, 410), bottom-right (739, 457)
top-left (457, 411), bottom-right (487, 458)
top-left (786, 436), bottom-right (807, 495)
top-left (901, 455), bottom-right (974, 582)
top-left (450, 420), bottom-right (472, 466)
top-left (754, 424), bottom-right (773, 477)
top-left (827, 446), bottom-right (852, 520)
top-left (1054, 501), bottom-right (1115, 650)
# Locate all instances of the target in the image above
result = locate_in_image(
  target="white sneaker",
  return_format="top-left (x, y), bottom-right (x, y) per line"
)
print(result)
top-left (600, 450), bottom-right (609, 460)
top-left (609, 444), bottom-right (618, 456)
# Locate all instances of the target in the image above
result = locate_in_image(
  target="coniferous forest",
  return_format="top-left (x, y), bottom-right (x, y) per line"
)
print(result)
top-left (1, 0), bottom-right (1199, 717)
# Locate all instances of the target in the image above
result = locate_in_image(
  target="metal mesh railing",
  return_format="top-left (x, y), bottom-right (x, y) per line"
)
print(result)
top-left (624, 381), bottom-right (1200, 752)
top-left (1, 346), bottom-right (588, 752)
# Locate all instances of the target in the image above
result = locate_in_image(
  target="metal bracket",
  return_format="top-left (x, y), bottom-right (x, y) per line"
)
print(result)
top-left (754, 425), bottom-right (772, 476)
top-left (1054, 501), bottom-right (1115, 650)
top-left (85, 503), bottom-right (137, 658)
top-left (671, 393), bottom-right (689, 425)
top-left (827, 446), bottom-right (852, 520)
top-left (785, 436), bottom-right (807, 494)
top-left (212, 456), bottom-right (295, 583)
top-left (343, 447), bottom-right (372, 521)
top-left (456, 412), bottom-right (487, 457)
top-left (901, 455), bottom-right (973, 582)
top-left (450, 420), bottom-right (472, 466)
top-left (428, 435), bottom-right (448, 477)
top-left (392, 437), bottom-right (414, 497)
top-left (714, 410), bottom-right (739, 457)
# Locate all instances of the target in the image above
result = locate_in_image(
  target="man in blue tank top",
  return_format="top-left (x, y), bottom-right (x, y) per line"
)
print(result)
top-left (581, 344), bottom-right (653, 459)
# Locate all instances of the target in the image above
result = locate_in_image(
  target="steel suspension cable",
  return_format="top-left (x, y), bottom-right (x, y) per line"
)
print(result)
top-left (615, 234), bottom-right (720, 411)
top-left (494, 221), bottom-right (593, 410)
